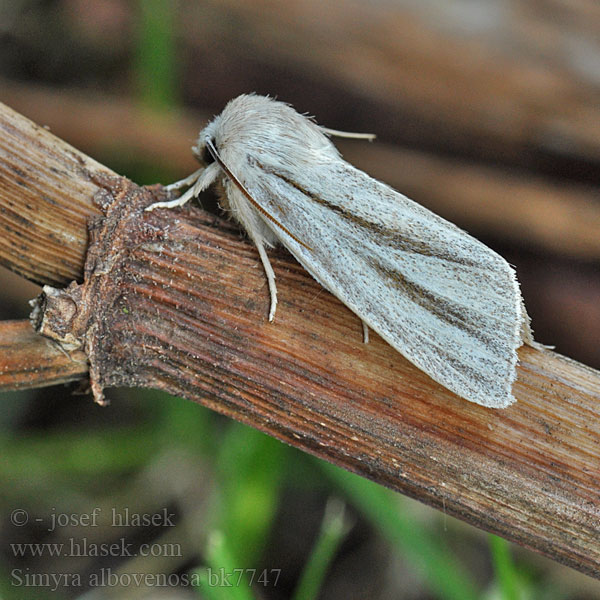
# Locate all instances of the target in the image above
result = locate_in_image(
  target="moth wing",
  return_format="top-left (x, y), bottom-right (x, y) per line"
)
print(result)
top-left (247, 160), bottom-right (527, 407)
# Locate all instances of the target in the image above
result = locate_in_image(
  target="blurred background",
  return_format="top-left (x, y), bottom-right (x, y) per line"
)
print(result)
top-left (0, 0), bottom-right (599, 598)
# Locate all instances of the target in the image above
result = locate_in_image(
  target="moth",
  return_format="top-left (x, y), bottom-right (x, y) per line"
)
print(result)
top-left (147, 94), bottom-right (534, 408)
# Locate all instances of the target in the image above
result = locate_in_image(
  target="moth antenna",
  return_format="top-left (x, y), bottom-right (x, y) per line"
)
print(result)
top-left (321, 127), bottom-right (376, 141)
top-left (206, 140), bottom-right (312, 251)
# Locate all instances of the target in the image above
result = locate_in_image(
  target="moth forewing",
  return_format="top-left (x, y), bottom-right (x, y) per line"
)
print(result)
top-left (239, 158), bottom-right (527, 408)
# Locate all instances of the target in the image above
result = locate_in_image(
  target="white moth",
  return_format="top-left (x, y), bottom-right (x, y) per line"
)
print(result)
top-left (147, 94), bottom-right (534, 408)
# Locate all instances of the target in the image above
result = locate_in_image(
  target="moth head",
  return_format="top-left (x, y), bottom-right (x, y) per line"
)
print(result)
top-left (192, 119), bottom-right (221, 166)
top-left (192, 137), bottom-right (217, 166)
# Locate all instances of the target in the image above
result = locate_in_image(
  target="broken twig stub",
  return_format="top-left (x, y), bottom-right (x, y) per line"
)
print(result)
top-left (31, 176), bottom-right (169, 404)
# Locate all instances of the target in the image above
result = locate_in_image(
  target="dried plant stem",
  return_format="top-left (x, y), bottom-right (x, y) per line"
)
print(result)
top-left (0, 101), bottom-right (599, 579)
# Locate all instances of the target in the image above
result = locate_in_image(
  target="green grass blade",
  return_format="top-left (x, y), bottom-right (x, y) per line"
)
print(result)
top-left (196, 531), bottom-right (257, 600)
top-left (292, 498), bottom-right (349, 600)
top-left (322, 462), bottom-right (480, 600)
top-left (135, 0), bottom-right (178, 111)
top-left (488, 534), bottom-right (520, 600)
top-left (214, 424), bottom-right (286, 567)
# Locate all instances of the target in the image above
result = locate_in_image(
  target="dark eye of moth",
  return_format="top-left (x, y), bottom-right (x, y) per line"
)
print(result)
top-left (201, 139), bottom-right (216, 165)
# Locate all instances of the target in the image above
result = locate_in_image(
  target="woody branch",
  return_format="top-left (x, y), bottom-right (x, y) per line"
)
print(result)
top-left (0, 102), bottom-right (599, 579)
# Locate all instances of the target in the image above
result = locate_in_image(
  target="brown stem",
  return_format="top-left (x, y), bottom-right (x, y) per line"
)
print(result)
top-left (0, 320), bottom-right (87, 390)
top-left (0, 101), bottom-right (113, 286)
top-left (30, 177), bottom-right (600, 579)
top-left (0, 101), bottom-right (599, 579)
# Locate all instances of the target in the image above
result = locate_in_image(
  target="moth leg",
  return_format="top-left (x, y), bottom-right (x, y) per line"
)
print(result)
top-left (255, 242), bottom-right (278, 322)
top-left (164, 168), bottom-right (204, 192)
top-left (147, 163), bottom-right (220, 212)
top-left (145, 185), bottom-right (199, 211)
top-left (362, 321), bottom-right (370, 344)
